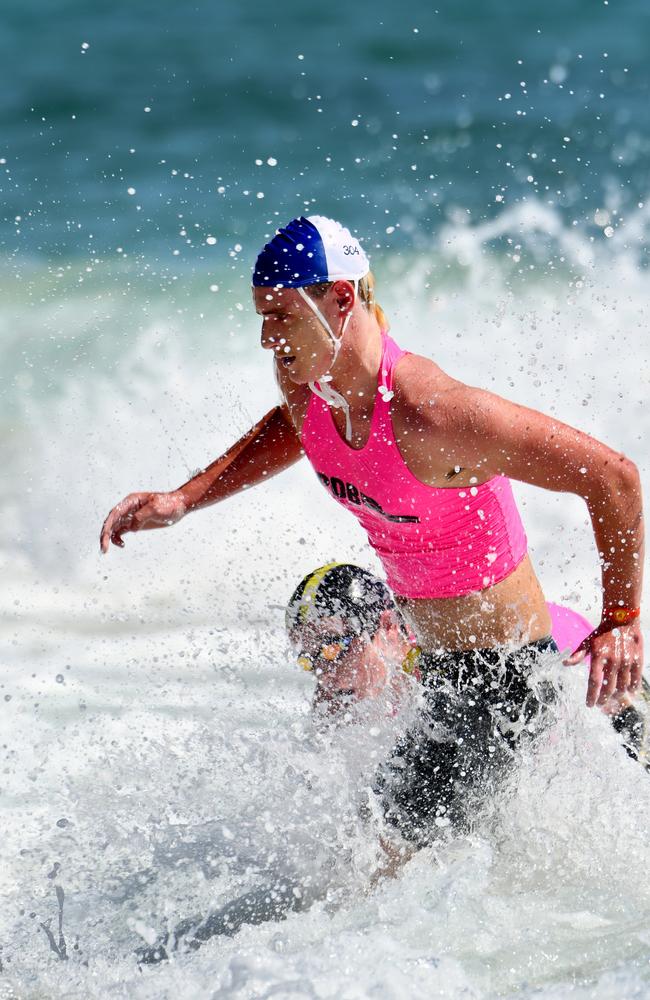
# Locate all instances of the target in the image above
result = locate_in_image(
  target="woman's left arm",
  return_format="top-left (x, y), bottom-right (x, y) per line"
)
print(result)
top-left (438, 385), bottom-right (644, 707)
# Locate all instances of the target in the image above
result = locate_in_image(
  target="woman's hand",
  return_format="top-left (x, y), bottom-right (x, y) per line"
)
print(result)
top-left (100, 490), bottom-right (187, 553)
top-left (565, 621), bottom-right (644, 707)
top-left (99, 409), bottom-right (304, 556)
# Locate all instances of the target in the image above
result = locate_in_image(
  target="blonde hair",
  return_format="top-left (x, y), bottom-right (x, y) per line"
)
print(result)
top-left (307, 271), bottom-right (389, 331)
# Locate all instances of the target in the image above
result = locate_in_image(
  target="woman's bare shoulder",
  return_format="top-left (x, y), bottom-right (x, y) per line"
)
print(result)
top-left (393, 351), bottom-right (472, 421)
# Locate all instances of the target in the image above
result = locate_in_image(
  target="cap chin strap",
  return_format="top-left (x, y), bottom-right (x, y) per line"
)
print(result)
top-left (298, 282), bottom-right (357, 443)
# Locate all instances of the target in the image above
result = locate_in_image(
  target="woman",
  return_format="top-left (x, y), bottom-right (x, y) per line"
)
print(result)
top-left (100, 216), bottom-right (643, 830)
top-left (101, 214), bottom-right (643, 697)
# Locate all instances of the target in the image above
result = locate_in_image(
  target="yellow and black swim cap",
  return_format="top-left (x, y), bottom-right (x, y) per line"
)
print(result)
top-left (285, 562), bottom-right (396, 637)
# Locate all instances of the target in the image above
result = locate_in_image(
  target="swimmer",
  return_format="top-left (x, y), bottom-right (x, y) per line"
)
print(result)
top-left (288, 563), bottom-right (649, 768)
top-left (285, 561), bottom-right (417, 717)
top-left (101, 214), bottom-right (644, 843)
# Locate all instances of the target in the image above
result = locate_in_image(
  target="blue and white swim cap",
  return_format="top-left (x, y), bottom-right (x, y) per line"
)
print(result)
top-left (252, 215), bottom-right (369, 288)
top-left (253, 215), bottom-right (369, 443)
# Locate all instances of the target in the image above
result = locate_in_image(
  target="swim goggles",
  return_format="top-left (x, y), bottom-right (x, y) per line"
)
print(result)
top-left (296, 633), bottom-right (356, 672)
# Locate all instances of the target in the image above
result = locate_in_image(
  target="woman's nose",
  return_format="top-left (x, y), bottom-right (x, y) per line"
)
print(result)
top-left (260, 325), bottom-right (276, 351)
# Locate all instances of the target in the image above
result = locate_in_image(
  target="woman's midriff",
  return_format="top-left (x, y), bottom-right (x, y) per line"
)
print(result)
top-left (395, 554), bottom-right (552, 652)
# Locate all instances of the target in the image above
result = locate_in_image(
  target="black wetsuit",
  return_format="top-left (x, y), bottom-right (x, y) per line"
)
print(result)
top-left (376, 637), bottom-right (559, 845)
top-left (612, 683), bottom-right (650, 771)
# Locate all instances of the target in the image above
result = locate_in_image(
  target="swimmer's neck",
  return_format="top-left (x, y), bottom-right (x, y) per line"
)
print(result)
top-left (327, 311), bottom-right (383, 402)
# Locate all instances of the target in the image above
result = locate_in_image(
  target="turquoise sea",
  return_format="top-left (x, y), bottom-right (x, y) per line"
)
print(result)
top-left (2, 2), bottom-right (650, 997)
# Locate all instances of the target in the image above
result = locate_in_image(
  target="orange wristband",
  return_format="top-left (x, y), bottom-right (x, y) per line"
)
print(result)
top-left (602, 607), bottom-right (641, 626)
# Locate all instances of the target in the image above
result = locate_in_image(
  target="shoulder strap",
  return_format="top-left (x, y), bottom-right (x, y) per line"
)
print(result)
top-left (378, 332), bottom-right (408, 396)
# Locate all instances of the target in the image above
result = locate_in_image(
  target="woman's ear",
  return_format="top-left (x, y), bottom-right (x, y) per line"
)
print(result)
top-left (332, 280), bottom-right (355, 312)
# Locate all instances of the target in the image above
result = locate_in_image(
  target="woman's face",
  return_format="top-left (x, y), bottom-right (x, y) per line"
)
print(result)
top-left (254, 284), bottom-right (346, 384)
top-left (291, 616), bottom-right (391, 702)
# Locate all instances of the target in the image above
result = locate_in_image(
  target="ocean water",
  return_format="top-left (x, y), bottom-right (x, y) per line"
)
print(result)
top-left (2, 1), bottom-right (650, 997)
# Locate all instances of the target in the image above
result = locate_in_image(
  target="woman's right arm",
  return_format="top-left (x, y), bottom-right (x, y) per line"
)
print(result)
top-left (99, 405), bottom-right (303, 552)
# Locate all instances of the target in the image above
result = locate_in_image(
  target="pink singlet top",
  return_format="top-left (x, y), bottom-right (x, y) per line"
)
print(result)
top-left (301, 332), bottom-right (528, 599)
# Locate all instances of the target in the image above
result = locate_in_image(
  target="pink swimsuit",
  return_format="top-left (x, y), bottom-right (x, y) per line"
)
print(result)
top-left (301, 332), bottom-right (528, 599)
